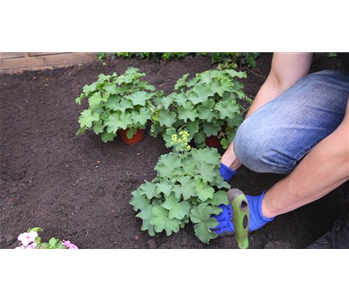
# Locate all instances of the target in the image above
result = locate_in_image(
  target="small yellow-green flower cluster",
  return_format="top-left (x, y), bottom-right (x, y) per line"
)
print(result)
top-left (171, 131), bottom-right (191, 152)
top-left (171, 133), bottom-right (178, 143)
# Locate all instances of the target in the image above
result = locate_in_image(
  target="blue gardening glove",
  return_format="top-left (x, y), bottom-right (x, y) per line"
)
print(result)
top-left (219, 163), bottom-right (237, 182)
top-left (212, 191), bottom-right (274, 235)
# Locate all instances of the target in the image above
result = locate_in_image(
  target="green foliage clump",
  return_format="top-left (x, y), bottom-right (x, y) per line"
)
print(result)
top-left (150, 69), bottom-right (250, 149)
top-left (104, 52), bottom-right (262, 67)
top-left (113, 52), bottom-right (193, 61)
top-left (76, 67), bottom-right (163, 142)
top-left (205, 52), bottom-right (260, 68)
top-left (130, 133), bottom-right (230, 243)
top-left (113, 52), bottom-right (152, 60)
top-left (96, 52), bottom-right (107, 61)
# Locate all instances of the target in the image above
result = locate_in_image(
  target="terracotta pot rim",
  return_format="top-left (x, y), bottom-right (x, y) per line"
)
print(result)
top-left (119, 128), bottom-right (145, 145)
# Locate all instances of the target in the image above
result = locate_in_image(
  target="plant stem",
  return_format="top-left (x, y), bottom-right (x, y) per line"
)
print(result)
top-left (247, 69), bottom-right (266, 79)
top-left (240, 106), bottom-right (251, 114)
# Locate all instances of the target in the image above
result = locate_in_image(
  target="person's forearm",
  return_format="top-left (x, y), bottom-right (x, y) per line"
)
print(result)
top-left (262, 102), bottom-right (349, 218)
top-left (245, 73), bottom-right (283, 118)
top-left (221, 53), bottom-right (313, 170)
top-left (221, 74), bottom-right (285, 169)
top-left (247, 53), bottom-right (313, 118)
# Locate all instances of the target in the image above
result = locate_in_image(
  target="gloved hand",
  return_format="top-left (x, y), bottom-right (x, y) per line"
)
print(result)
top-left (212, 191), bottom-right (274, 235)
top-left (219, 162), bottom-right (237, 182)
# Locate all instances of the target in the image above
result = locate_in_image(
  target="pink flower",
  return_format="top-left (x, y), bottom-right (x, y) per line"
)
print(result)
top-left (62, 240), bottom-right (78, 249)
top-left (25, 243), bottom-right (37, 249)
top-left (18, 232), bottom-right (38, 246)
top-left (15, 246), bottom-right (25, 250)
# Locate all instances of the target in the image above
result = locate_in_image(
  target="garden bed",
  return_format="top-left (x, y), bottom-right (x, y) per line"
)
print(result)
top-left (0, 53), bottom-right (347, 249)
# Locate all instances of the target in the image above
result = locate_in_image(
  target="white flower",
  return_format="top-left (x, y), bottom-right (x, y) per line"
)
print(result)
top-left (18, 231), bottom-right (38, 246)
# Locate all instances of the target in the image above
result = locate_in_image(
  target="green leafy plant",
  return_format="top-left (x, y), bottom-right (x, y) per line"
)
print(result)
top-left (150, 69), bottom-right (251, 149)
top-left (201, 52), bottom-right (260, 68)
top-left (311, 52), bottom-right (337, 59)
top-left (130, 131), bottom-right (230, 243)
top-left (160, 52), bottom-right (193, 60)
top-left (239, 52), bottom-right (260, 68)
top-left (111, 52), bottom-right (260, 67)
top-left (113, 52), bottom-right (152, 60)
top-left (112, 52), bottom-right (194, 61)
top-left (76, 67), bottom-right (163, 142)
top-left (96, 52), bottom-right (107, 61)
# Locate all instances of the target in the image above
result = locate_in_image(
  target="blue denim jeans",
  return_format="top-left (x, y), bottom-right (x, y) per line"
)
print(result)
top-left (234, 70), bottom-right (349, 174)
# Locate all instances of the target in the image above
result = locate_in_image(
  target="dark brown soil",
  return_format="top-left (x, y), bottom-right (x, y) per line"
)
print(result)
top-left (1, 53), bottom-right (347, 249)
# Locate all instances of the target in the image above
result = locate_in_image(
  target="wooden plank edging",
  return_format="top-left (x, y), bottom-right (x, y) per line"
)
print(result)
top-left (0, 52), bottom-right (96, 74)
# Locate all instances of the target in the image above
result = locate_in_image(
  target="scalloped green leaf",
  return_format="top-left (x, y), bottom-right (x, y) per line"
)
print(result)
top-left (174, 73), bottom-right (190, 91)
top-left (215, 100), bottom-right (240, 119)
top-left (139, 181), bottom-right (161, 200)
top-left (154, 153), bottom-right (182, 178)
top-left (131, 107), bottom-right (152, 126)
top-left (162, 193), bottom-right (190, 220)
top-left (155, 180), bottom-right (173, 197)
top-left (173, 176), bottom-right (196, 200)
top-left (158, 110), bottom-right (177, 127)
top-left (104, 113), bottom-right (122, 133)
top-left (127, 91), bottom-right (153, 106)
top-left (88, 92), bottom-right (103, 108)
top-left (190, 203), bottom-right (222, 243)
top-left (130, 189), bottom-right (151, 212)
top-left (188, 85), bottom-right (215, 105)
top-left (78, 110), bottom-right (99, 128)
top-left (101, 131), bottom-right (116, 143)
top-left (195, 177), bottom-right (215, 201)
top-left (178, 102), bottom-right (198, 122)
top-left (150, 206), bottom-right (181, 236)
top-left (136, 205), bottom-right (156, 236)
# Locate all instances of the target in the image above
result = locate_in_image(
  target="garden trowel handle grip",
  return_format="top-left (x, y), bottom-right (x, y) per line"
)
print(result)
top-left (227, 189), bottom-right (250, 249)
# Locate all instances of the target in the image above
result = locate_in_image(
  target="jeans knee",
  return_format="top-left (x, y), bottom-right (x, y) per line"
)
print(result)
top-left (233, 69), bottom-right (349, 175)
top-left (234, 118), bottom-right (295, 174)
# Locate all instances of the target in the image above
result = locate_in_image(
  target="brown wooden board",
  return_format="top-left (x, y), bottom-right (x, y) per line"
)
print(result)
top-left (28, 52), bottom-right (70, 57)
top-left (0, 52), bottom-right (96, 74)
top-left (0, 52), bottom-right (26, 59)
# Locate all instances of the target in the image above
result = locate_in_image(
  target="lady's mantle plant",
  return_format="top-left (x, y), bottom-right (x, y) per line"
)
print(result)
top-left (76, 67), bottom-right (163, 142)
top-left (15, 227), bottom-right (78, 249)
top-left (130, 131), bottom-right (231, 243)
top-left (151, 69), bottom-right (251, 149)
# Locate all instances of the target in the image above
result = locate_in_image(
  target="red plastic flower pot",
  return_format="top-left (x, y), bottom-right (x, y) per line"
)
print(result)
top-left (205, 136), bottom-right (221, 148)
top-left (119, 129), bottom-right (145, 145)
